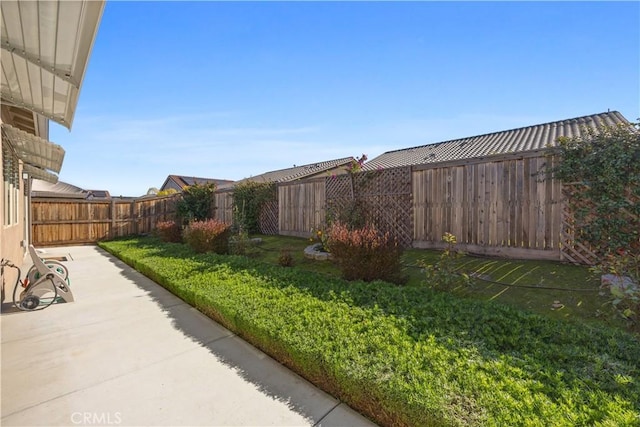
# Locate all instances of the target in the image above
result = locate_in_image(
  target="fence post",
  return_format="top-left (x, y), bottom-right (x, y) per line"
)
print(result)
top-left (130, 200), bottom-right (137, 235)
top-left (110, 199), bottom-right (116, 239)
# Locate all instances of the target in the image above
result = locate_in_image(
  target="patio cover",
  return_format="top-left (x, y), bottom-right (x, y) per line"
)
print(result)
top-left (1, 0), bottom-right (105, 129)
top-left (2, 123), bottom-right (64, 182)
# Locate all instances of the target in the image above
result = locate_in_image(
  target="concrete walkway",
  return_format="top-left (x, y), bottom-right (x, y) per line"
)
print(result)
top-left (1, 245), bottom-right (377, 427)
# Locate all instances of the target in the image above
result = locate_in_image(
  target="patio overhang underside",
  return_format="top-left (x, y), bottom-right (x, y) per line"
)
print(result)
top-left (2, 123), bottom-right (64, 183)
top-left (1, 0), bottom-right (105, 129)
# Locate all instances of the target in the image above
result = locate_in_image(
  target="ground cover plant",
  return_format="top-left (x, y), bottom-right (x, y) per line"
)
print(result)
top-left (99, 236), bottom-right (640, 427)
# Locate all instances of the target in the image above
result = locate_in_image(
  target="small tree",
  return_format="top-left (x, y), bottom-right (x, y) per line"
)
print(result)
top-left (176, 183), bottom-right (217, 225)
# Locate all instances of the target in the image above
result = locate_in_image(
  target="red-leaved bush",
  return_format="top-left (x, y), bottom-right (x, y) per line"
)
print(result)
top-left (326, 221), bottom-right (405, 284)
top-left (155, 220), bottom-right (182, 243)
top-left (184, 219), bottom-right (231, 254)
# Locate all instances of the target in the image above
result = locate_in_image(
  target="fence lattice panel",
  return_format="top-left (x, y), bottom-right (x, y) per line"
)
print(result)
top-left (259, 200), bottom-right (279, 235)
top-left (326, 167), bottom-right (413, 247)
top-left (559, 183), bottom-right (639, 265)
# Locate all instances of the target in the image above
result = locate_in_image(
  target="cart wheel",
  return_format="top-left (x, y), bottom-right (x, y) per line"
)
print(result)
top-left (20, 295), bottom-right (40, 310)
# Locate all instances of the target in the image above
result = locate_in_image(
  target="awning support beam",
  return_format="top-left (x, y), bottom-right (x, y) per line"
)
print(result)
top-left (1, 39), bottom-right (81, 88)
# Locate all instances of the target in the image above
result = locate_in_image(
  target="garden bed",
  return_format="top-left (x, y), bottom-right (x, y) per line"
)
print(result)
top-left (99, 236), bottom-right (640, 426)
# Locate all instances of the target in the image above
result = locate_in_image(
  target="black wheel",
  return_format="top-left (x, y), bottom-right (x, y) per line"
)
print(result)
top-left (20, 295), bottom-right (40, 310)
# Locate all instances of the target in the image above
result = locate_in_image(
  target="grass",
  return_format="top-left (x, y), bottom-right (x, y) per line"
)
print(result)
top-left (98, 235), bottom-right (640, 426)
top-left (249, 234), bottom-right (622, 330)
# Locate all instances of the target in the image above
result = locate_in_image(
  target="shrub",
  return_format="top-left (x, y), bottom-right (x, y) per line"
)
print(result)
top-left (155, 220), bottom-right (182, 243)
top-left (422, 233), bottom-right (471, 290)
top-left (232, 181), bottom-right (276, 234)
top-left (229, 231), bottom-right (260, 256)
top-left (278, 248), bottom-right (294, 267)
top-left (594, 249), bottom-right (640, 331)
top-left (550, 122), bottom-right (640, 256)
top-left (326, 221), bottom-right (404, 284)
top-left (183, 219), bottom-right (231, 254)
top-left (177, 183), bottom-right (217, 224)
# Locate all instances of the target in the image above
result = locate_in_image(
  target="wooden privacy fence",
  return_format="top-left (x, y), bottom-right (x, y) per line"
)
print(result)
top-left (30, 152), bottom-right (606, 263)
top-left (275, 151), bottom-right (569, 261)
top-left (412, 152), bottom-right (562, 260)
top-left (278, 178), bottom-right (326, 238)
top-left (31, 195), bottom-right (179, 246)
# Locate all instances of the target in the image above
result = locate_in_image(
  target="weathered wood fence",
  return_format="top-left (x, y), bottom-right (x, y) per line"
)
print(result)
top-left (276, 151), bottom-right (567, 261)
top-left (32, 151), bottom-right (601, 263)
top-left (31, 195), bottom-right (178, 246)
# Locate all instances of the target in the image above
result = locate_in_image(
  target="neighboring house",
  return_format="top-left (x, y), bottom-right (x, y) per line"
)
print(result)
top-left (160, 175), bottom-right (235, 193)
top-left (1, 1), bottom-right (104, 278)
top-left (363, 111), bottom-right (631, 170)
top-left (30, 179), bottom-right (111, 200)
top-left (224, 157), bottom-right (355, 189)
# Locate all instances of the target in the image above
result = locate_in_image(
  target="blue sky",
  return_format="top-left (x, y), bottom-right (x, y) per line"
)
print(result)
top-left (50, 1), bottom-right (640, 197)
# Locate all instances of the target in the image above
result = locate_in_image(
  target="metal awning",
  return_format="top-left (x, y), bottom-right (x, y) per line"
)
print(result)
top-left (1, 0), bottom-right (105, 129)
top-left (2, 123), bottom-right (64, 182)
top-left (22, 163), bottom-right (59, 183)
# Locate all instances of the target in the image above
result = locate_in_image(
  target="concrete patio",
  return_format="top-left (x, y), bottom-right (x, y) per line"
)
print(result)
top-left (1, 245), bottom-right (377, 427)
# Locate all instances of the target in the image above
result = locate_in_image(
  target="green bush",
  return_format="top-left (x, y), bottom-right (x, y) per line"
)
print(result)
top-left (177, 183), bottom-right (217, 224)
top-left (154, 220), bottom-right (182, 243)
top-left (326, 221), bottom-right (405, 284)
top-left (183, 219), bottom-right (231, 254)
top-left (594, 249), bottom-right (640, 331)
top-left (99, 237), bottom-right (640, 427)
top-left (550, 122), bottom-right (640, 256)
top-left (232, 181), bottom-right (276, 234)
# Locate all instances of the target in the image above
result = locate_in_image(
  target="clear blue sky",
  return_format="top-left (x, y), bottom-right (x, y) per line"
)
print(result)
top-left (50, 1), bottom-right (640, 197)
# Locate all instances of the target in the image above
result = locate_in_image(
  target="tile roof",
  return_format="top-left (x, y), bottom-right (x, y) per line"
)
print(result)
top-left (363, 111), bottom-right (631, 170)
top-left (221, 157), bottom-right (354, 189)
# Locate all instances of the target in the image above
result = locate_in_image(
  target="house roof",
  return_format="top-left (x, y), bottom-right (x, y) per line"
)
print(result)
top-left (161, 175), bottom-right (235, 191)
top-left (221, 157), bottom-right (354, 189)
top-left (31, 179), bottom-right (110, 199)
top-left (363, 111), bottom-right (631, 170)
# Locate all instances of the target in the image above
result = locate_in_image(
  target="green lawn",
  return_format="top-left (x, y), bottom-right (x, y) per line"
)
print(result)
top-left (248, 234), bottom-right (622, 330)
top-left (99, 235), bottom-right (640, 426)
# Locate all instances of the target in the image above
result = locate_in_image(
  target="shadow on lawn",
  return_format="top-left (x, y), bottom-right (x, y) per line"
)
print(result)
top-left (96, 244), bottom-right (372, 427)
top-left (99, 238), bottom-right (640, 423)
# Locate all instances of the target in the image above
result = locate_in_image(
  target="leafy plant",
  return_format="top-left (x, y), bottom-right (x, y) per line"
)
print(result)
top-left (326, 198), bottom-right (371, 231)
top-left (183, 219), bottom-right (231, 254)
top-left (422, 233), bottom-right (470, 290)
top-left (229, 231), bottom-right (260, 256)
top-left (594, 249), bottom-right (640, 330)
top-left (232, 181), bottom-right (276, 234)
top-left (157, 188), bottom-right (178, 196)
top-left (308, 226), bottom-right (329, 251)
top-left (326, 221), bottom-right (405, 284)
top-left (176, 183), bottom-right (217, 224)
top-left (550, 122), bottom-right (640, 256)
top-left (155, 220), bottom-right (182, 243)
top-left (278, 247), bottom-right (294, 267)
